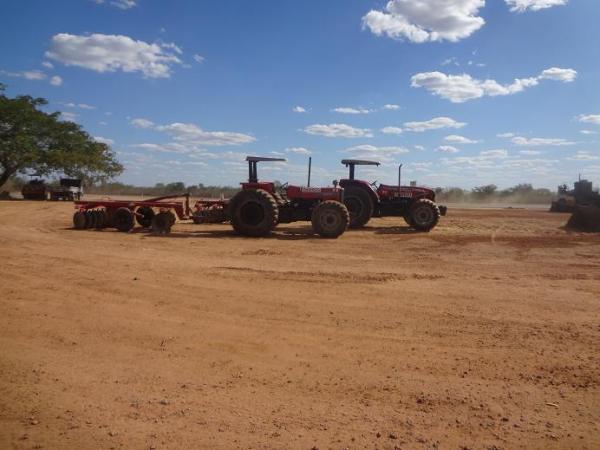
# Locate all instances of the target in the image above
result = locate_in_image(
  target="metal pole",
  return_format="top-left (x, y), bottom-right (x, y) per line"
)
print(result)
top-left (307, 157), bottom-right (312, 187)
top-left (398, 164), bottom-right (403, 186)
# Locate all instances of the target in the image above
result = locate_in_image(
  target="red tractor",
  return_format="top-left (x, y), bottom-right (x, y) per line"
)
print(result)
top-left (338, 159), bottom-right (447, 231)
top-left (227, 156), bottom-right (349, 238)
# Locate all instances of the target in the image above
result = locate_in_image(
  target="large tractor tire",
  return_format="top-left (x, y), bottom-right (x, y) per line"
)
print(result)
top-left (407, 198), bottom-right (440, 232)
top-left (85, 210), bottom-right (97, 229)
top-left (94, 210), bottom-right (107, 229)
top-left (114, 207), bottom-right (135, 232)
top-left (311, 200), bottom-right (349, 238)
top-left (343, 186), bottom-right (374, 229)
top-left (567, 205), bottom-right (600, 232)
top-left (73, 211), bottom-right (87, 230)
top-left (229, 189), bottom-right (279, 237)
top-left (136, 206), bottom-right (155, 228)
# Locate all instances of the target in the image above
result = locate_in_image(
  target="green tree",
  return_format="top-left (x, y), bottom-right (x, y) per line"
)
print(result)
top-left (0, 83), bottom-right (123, 189)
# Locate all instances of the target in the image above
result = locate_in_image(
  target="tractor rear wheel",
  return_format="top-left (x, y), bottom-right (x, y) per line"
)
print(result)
top-left (136, 206), bottom-right (155, 228)
top-left (114, 207), bottom-right (135, 232)
top-left (95, 210), bottom-right (106, 229)
top-left (408, 199), bottom-right (440, 231)
top-left (344, 186), bottom-right (374, 228)
top-left (311, 200), bottom-right (349, 238)
top-left (229, 189), bottom-right (279, 237)
top-left (85, 210), bottom-right (97, 229)
top-left (73, 211), bottom-right (86, 229)
top-left (151, 212), bottom-right (174, 235)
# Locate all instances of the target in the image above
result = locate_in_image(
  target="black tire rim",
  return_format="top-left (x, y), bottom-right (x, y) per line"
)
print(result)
top-left (240, 201), bottom-right (265, 227)
top-left (413, 206), bottom-right (434, 226)
top-left (318, 210), bottom-right (341, 232)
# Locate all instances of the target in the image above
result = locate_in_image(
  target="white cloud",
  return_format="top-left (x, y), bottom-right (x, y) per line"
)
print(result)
top-left (567, 151), bottom-right (599, 161)
top-left (46, 33), bottom-right (182, 78)
top-left (414, 145), bottom-right (425, 151)
top-left (50, 75), bottom-right (63, 86)
top-left (505, 0), bottom-right (567, 12)
top-left (343, 144), bottom-right (409, 162)
top-left (381, 126), bottom-right (403, 135)
top-left (94, 0), bottom-right (138, 9)
top-left (580, 130), bottom-right (597, 135)
top-left (362, 0), bottom-right (485, 43)
top-left (61, 112), bottom-right (77, 122)
top-left (441, 57), bottom-right (459, 67)
top-left (130, 118), bottom-right (155, 128)
top-left (285, 147), bottom-right (312, 155)
top-left (539, 67), bottom-right (577, 82)
top-left (497, 132), bottom-right (515, 138)
top-left (93, 136), bottom-right (114, 145)
top-left (23, 70), bottom-right (46, 80)
top-left (578, 114), bottom-right (600, 125)
top-left (511, 136), bottom-right (576, 146)
top-left (411, 67), bottom-right (576, 103)
top-left (157, 123), bottom-right (256, 146)
top-left (304, 123), bottom-right (373, 138)
top-left (62, 102), bottom-right (95, 110)
top-left (382, 104), bottom-right (400, 110)
top-left (435, 145), bottom-right (460, 153)
top-left (332, 107), bottom-right (372, 114)
top-left (42, 61), bottom-right (54, 69)
top-left (444, 134), bottom-right (479, 144)
top-left (403, 117), bottom-right (466, 132)
top-left (292, 106), bottom-right (307, 113)
top-left (519, 149), bottom-right (542, 155)
top-left (480, 149), bottom-right (508, 158)
top-left (193, 54), bottom-right (205, 64)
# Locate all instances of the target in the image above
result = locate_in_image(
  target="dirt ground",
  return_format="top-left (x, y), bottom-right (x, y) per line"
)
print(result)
top-left (0, 200), bottom-right (599, 450)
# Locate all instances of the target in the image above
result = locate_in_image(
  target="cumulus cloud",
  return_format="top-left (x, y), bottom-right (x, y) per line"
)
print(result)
top-left (403, 117), bottom-right (466, 132)
top-left (497, 132), bottom-right (515, 138)
top-left (130, 118), bottom-right (155, 128)
top-left (444, 135), bottom-right (479, 144)
top-left (332, 107), bottom-right (372, 114)
top-left (567, 151), bottom-right (599, 161)
top-left (1, 69), bottom-right (46, 80)
top-left (62, 102), bottom-right (95, 110)
top-left (304, 123), bottom-right (373, 138)
top-left (193, 54), bottom-right (205, 64)
top-left (539, 67), bottom-right (577, 82)
top-left (480, 149), bottom-right (509, 158)
top-left (382, 104), bottom-right (400, 110)
top-left (60, 111), bottom-right (77, 122)
top-left (381, 126), bottom-right (403, 135)
top-left (505, 0), bottom-right (567, 12)
top-left (435, 145), bottom-right (460, 153)
top-left (46, 33), bottom-right (182, 78)
top-left (580, 130), bottom-right (597, 135)
top-left (50, 75), bottom-right (63, 86)
top-left (285, 147), bottom-right (312, 155)
top-left (362, 0), bottom-right (485, 43)
top-left (157, 123), bottom-right (256, 146)
top-left (343, 144), bottom-right (409, 162)
top-left (42, 61), bottom-right (54, 69)
top-left (93, 136), bottom-right (114, 145)
top-left (511, 136), bottom-right (576, 146)
top-left (578, 114), bottom-right (600, 125)
top-left (293, 106), bottom-right (307, 113)
top-left (93, 0), bottom-right (138, 10)
top-left (411, 67), bottom-right (576, 103)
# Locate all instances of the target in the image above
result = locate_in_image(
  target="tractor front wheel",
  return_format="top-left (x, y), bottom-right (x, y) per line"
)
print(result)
top-left (344, 186), bottom-right (374, 228)
top-left (408, 199), bottom-right (440, 231)
top-left (229, 189), bottom-right (279, 237)
top-left (311, 201), bottom-right (349, 238)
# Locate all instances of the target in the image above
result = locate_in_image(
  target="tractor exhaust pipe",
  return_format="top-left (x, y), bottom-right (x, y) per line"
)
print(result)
top-left (307, 156), bottom-right (312, 187)
top-left (398, 164), bottom-right (403, 187)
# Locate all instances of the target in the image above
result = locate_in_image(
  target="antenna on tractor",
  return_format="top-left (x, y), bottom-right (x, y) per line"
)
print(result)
top-left (307, 157), bottom-right (312, 187)
top-left (398, 164), bottom-right (403, 187)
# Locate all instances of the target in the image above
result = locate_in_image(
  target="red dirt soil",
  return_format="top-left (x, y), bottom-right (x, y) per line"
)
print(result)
top-left (0, 201), bottom-right (599, 449)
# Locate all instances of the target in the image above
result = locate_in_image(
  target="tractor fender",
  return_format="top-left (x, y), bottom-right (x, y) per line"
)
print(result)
top-left (339, 179), bottom-right (379, 205)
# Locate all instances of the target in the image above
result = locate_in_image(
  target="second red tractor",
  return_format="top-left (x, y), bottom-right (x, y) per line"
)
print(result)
top-left (338, 159), bottom-right (447, 231)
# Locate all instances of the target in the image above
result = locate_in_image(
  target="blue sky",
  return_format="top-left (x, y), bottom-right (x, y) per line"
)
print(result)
top-left (1, 0), bottom-right (599, 189)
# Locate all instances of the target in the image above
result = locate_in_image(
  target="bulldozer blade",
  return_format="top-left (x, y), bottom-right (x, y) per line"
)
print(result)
top-left (567, 205), bottom-right (600, 232)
